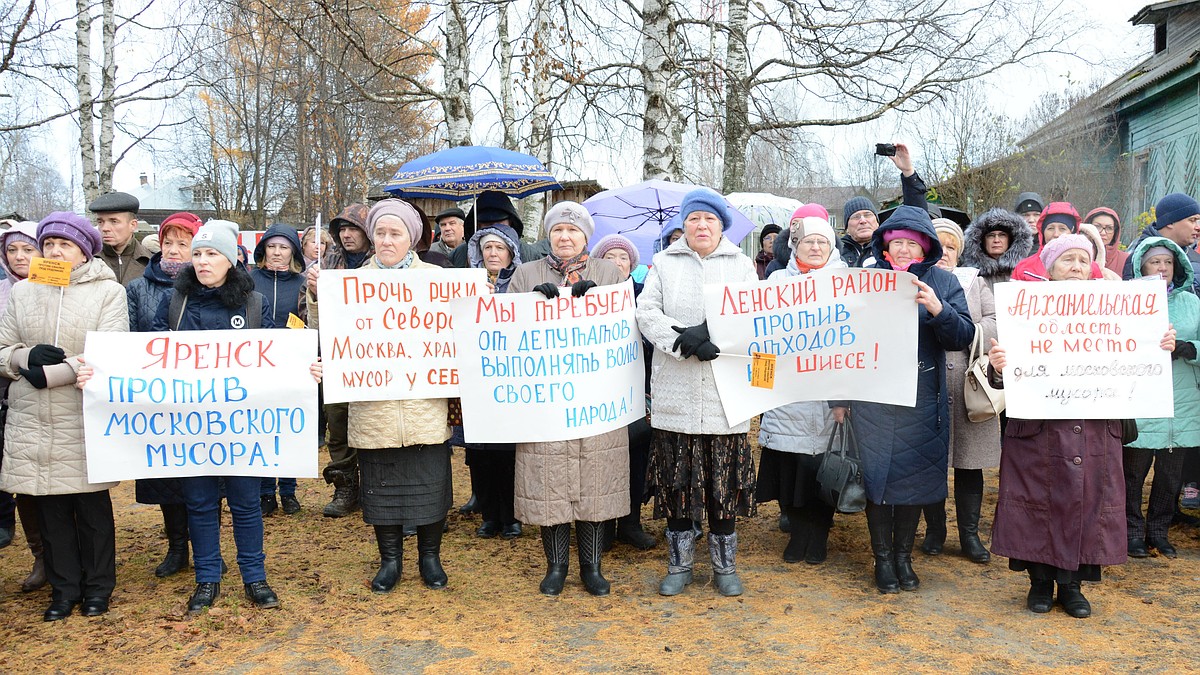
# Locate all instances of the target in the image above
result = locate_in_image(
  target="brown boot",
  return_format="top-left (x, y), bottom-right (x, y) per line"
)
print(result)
top-left (17, 496), bottom-right (47, 592)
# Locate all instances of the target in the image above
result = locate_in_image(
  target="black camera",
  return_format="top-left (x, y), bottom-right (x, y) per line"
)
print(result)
top-left (875, 143), bottom-right (896, 157)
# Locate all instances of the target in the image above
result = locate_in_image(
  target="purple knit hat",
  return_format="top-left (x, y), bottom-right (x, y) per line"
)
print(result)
top-left (1040, 233), bottom-right (1092, 270)
top-left (590, 233), bottom-right (640, 269)
top-left (37, 211), bottom-right (103, 259)
top-left (366, 199), bottom-right (423, 246)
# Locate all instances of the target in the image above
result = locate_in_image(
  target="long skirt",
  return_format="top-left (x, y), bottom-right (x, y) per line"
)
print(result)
top-left (647, 429), bottom-right (756, 521)
top-left (755, 448), bottom-right (824, 509)
top-left (358, 443), bottom-right (452, 527)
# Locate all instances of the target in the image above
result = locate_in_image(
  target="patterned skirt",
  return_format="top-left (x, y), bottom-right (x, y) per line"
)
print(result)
top-left (647, 429), bottom-right (756, 521)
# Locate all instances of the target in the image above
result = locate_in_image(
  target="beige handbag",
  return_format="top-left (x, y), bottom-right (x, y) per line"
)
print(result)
top-left (964, 326), bottom-right (1005, 422)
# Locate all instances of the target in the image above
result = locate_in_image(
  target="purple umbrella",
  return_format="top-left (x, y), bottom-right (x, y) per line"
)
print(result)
top-left (582, 180), bottom-right (757, 264)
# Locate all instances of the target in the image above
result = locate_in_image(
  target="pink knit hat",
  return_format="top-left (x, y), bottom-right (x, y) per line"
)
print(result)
top-left (1040, 233), bottom-right (1093, 269)
top-left (882, 228), bottom-right (932, 254)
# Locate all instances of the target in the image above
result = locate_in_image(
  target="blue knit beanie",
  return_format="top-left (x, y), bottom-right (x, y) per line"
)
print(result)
top-left (843, 196), bottom-right (876, 225)
top-left (1155, 192), bottom-right (1200, 229)
top-left (679, 188), bottom-right (732, 231)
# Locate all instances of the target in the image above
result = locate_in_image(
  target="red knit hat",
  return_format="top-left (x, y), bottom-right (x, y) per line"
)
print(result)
top-left (160, 212), bottom-right (203, 238)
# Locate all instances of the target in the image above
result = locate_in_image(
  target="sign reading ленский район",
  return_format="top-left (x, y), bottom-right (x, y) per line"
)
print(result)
top-left (82, 329), bottom-right (319, 482)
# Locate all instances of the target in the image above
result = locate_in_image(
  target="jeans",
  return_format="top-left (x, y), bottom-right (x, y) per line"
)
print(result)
top-left (260, 477), bottom-right (297, 497)
top-left (183, 475), bottom-right (266, 584)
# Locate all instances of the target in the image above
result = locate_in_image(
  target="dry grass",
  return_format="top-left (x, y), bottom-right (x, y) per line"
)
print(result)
top-left (2, 444), bottom-right (1199, 674)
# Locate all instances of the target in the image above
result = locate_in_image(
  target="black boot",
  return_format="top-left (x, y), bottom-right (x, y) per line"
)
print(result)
top-left (782, 507), bottom-right (810, 563)
top-left (893, 505), bottom-right (922, 591)
top-left (805, 505), bottom-right (832, 565)
top-left (1057, 581), bottom-right (1091, 618)
top-left (458, 493), bottom-right (479, 514)
top-left (1027, 575), bottom-right (1054, 613)
top-left (416, 520), bottom-right (448, 589)
top-left (323, 472), bottom-right (359, 518)
top-left (955, 490), bottom-right (991, 563)
top-left (920, 500), bottom-right (946, 555)
top-left (602, 519), bottom-right (616, 553)
top-left (539, 524), bottom-right (570, 596)
top-left (155, 504), bottom-right (190, 578)
top-left (865, 503), bottom-right (899, 594)
top-left (576, 520), bottom-right (611, 596)
top-left (371, 525), bottom-right (403, 593)
top-left (616, 512), bottom-right (657, 550)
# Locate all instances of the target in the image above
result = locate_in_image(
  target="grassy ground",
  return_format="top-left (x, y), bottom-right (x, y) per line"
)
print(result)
top-left (1, 445), bottom-right (1199, 673)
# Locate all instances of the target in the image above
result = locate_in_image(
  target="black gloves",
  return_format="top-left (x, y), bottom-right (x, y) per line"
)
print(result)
top-left (1173, 341), bottom-right (1197, 361)
top-left (533, 282), bottom-right (560, 299)
top-left (571, 280), bottom-right (597, 297)
top-left (694, 341), bottom-right (720, 361)
top-left (672, 322), bottom-right (711, 359)
top-left (19, 366), bottom-right (47, 389)
top-left (28, 344), bottom-right (66, 367)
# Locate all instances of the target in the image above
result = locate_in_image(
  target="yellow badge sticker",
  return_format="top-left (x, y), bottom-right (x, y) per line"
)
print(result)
top-left (750, 352), bottom-right (776, 389)
top-left (286, 313), bottom-right (306, 329)
top-left (28, 257), bottom-right (72, 287)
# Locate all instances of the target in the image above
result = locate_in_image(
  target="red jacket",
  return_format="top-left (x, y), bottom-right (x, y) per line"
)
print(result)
top-left (1010, 202), bottom-right (1104, 281)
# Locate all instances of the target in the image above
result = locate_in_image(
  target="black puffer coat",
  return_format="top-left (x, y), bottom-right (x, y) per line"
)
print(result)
top-left (959, 208), bottom-right (1035, 293)
top-left (843, 207), bottom-right (975, 506)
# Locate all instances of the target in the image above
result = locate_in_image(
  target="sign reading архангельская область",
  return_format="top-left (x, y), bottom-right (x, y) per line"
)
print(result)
top-left (993, 279), bottom-right (1173, 419)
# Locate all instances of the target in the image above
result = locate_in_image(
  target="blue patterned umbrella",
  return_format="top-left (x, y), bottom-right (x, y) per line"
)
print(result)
top-left (385, 146), bottom-right (562, 200)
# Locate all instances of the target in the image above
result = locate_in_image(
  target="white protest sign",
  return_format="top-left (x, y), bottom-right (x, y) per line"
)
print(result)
top-left (993, 279), bottom-right (1173, 419)
top-left (705, 268), bottom-right (919, 426)
top-left (450, 279), bottom-right (646, 443)
top-left (82, 329), bottom-right (319, 482)
top-left (317, 267), bottom-right (487, 403)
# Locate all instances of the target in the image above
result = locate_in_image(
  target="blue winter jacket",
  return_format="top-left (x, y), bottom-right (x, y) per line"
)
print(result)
top-left (151, 271), bottom-right (275, 332)
top-left (843, 207), bottom-right (975, 505)
top-left (127, 253), bottom-right (177, 332)
top-left (250, 224), bottom-right (305, 326)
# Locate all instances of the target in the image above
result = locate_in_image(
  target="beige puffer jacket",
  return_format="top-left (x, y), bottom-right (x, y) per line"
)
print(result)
top-left (0, 258), bottom-right (128, 495)
top-left (307, 255), bottom-right (450, 449)
top-left (507, 256), bottom-right (631, 525)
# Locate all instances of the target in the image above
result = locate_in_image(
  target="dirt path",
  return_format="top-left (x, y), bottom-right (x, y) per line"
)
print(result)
top-left (2, 451), bottom-right (1198, 673)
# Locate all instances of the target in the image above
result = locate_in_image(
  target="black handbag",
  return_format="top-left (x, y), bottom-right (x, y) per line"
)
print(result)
top-left (816, 421), bottom-right (867, 514)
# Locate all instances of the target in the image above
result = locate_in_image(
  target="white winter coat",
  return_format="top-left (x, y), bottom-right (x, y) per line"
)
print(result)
top-left (756, 254), bottom-right (848, 454)
top-left (636, 235), bottom-right (758, 435)
top-left (0, 258), bottom-right (128, 495)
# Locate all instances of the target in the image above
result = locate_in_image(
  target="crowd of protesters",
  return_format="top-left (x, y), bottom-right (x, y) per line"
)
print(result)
top-left (2, 147), bottom-right (1199, 624)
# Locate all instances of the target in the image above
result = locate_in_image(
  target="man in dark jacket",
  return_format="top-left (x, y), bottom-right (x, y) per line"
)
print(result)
top-left (448, 191), bottom-right (548, 267)
top-left (839, 143), bottom-right (929, 268)
top-left (307, 203), bottom-right (372, 518)
top-left (90, 191), bottom-right (152, 286)
top-left (1121, 192), bottom-right (1200, 292)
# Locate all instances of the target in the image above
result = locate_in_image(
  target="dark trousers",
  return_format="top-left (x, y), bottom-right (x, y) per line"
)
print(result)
top-left (0, 490), bottom-right (13, 530)
top-left (184, 475), bottom-right (265, 584)
top-left (1124, 446), bottom-right (1189, 541)
top-left (1182, 447), bottom-right (1200, 488)
top-left (322, 402), bottom-right (355, 483)
top-left (35, 490), bottom-right (116, 602)
top-left (466, 446), bottom-right (516, 527)
top-left (259, 477), bottom-right (296, 497)
top-left (628, 417), bottom-right (651, 510)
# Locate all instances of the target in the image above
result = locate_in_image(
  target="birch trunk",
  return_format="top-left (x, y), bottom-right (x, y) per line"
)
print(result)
top-left (720, 0), bottom-right (749, 194)
top-left (443, 0), bottom-right (473, 147)
top-left (641, 0), bottom-right (678, 181)
top-left (97, 0), bottom-right (116, 193)
top-left (497, 1), bottom-right (516, 151)
top-left (75, 0), bottom-right (96, 202)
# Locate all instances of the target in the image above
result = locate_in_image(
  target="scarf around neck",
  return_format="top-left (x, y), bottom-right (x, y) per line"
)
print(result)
top-left (375, 250), bottom-right (416, 270)
top-left (547, 252), bottom-right (589, 284)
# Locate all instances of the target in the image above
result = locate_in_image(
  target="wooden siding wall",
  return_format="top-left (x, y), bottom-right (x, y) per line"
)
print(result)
top-left (1126, 77), bottom-right (1200, 218)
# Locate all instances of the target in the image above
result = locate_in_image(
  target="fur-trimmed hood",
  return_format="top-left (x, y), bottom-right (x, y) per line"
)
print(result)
top-left (960, 208), bottom-right (1034, 279)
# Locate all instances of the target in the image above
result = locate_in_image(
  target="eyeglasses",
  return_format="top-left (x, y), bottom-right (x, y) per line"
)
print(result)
top-left (1094, 225), bottom-right (1115, 234)
top-left (798, 237), bottom-right (831, 249)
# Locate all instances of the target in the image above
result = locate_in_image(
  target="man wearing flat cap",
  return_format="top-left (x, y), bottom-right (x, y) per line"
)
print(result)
top-left (89, 191), bottom-right (151, 286)
top-left (429, 207), bottom-right (471, 259)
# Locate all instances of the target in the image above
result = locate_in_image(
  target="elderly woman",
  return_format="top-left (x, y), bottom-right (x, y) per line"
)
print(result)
top-left (508, 201), bottom-right (628, 596)
top-left (756, 210), bottom-right (845, 564)
top-left (591, 233), bottom-right (657, 550)
top-left (989, 233), bottom-right (1175, 618)
top-left (832, 206), bottom-right (974, 594)
top-left (0, 221), bottom-right (47, 593)
top-left (252, 224), bottom-right (307, 516)
top-left (463, 223), bottom-right (522, 539)
top-left (636, 187), bottom-right (760, 597)
top-left (754, 224), bottom-right (782, 279)
top-left (0, 212), bottom-right (128, 621)
top-left (918, 219), bottom-right (1000, 563)
top-left (308, 199), bottom-right (452, 593)
top-left (1124, 236), bottom-right (1200, 560)
top-left (960, 208), bottom-right (1035, 293)
top-left (127, 212), bottom-right (202, 579)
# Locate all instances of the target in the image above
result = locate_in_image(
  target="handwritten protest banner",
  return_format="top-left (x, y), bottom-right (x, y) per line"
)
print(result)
top-left (82, 329), bottom-right (319, 482)
top-left (705, 268), bottom-right (919, 426)
top-left (993, 279), bottom-right (1172, 419)
top-left (450, 279), bottom-right (646, 443)
top-left (318, 268), bottom-right (487, 403)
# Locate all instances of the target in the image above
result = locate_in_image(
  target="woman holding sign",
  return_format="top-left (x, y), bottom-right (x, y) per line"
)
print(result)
top-left (508, 201), bottom-right (628, 597)
top-left (636, 188), bottom-right (760, 597)
top-left (756, 211), bottom-right (845, 564)
top-left (307, 199), bottom-right (454, 593)
top-left (832, 206), bottom-right (975, 595)
top-left (0, 212), bottom-right (128, 621)
top-left (1124, 236), bottom-right (1200, 560)
top-left (988, 234), bottom-right (1175, 618)
top-left (127, 211), bottom-right (202, 580)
